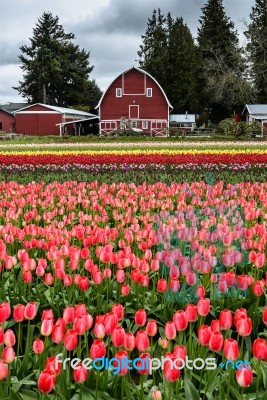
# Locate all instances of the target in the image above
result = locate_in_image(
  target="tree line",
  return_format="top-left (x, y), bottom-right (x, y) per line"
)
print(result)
top-left (15, 0), bottom-right (267, 121)
top-left (138, 0), bottom-right (267, 121)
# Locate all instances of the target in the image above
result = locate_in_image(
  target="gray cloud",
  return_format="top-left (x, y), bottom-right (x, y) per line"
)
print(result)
top-left (0, 0), bottom-right (254, 102)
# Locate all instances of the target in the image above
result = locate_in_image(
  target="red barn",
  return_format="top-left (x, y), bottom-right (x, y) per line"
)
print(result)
top-left (0, 109), bottom-right (15, 132)
top-left (0, 103), bottom-right (27, 132)
top-left (96, 67), bottom-right (173, 136)
top-left (15, 103), bottom-right (97, 136)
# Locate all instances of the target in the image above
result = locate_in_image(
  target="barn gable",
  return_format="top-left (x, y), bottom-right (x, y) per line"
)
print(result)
top-left (96, 67), bottom-right (172, 136)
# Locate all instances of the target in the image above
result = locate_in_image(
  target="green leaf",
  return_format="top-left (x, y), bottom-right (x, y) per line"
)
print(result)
top-left (184, 375), bottom-right (200, 400)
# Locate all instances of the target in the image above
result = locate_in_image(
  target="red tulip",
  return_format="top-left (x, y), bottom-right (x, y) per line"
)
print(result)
top-left (263, 307), bottom-right (267, 325)
top-left (164, 322), bottom-right (176, 340)
top-left (124, 332), bottom-right (135, 351)
top-left (219, 309), bottom-right (232, 330)
top-left (157, 279), bottom-right (168, 293)
top-left (41, 318), bottom-right (54, 337)
top-left (135, 309), bottom-right (147, 327)
top-left (146, 320), bottom-right (158, 337)
top-left (111, 326), bottom-right (125, 347)
top-left (45, 356), bottom-right (62, 375)
top-left (0, 360), bottom-right (8, 381)
top-left (52, 319), bottom-right (65, 344)
top-left (63, 306), bottom-right (75, 324)
top-left (236, 316), bottom-right (252, 337)
top-left (64, 330), bottom-right (78, 351)
top-left (121, 283), bottom-right (131, 296)
top-left (130, 351), bottom-right (148, 375)
top-left (183, 305), bottom-right (196, 323)
top-left (252, 338), bottom-right (267, 360)
top-left (209, 331), bottom-right (224, 352)
top-left (13, 304), bottom-right (25, 322)
top-left (236, 365), bottom-right (253, 387)
top-left (104, 312), bottom-right (118, 334)
top-left (253, 281), bottom-right (264, 296)
top-left (210, 320), bottom-right (220, 332)
top-left (4, 329), bottom-right (16, 346)
top-left (135, 330), bottom-right (149, 352)
top-left (73, 364), bottom-right (88, 383)
top-left (113, 350), bottom-right (129, 375)
top-left (196, 285), bottom-right (205, 298)
top-left (2, 346), bottom-right (15, 363)
top-left (234, 308), bottom-right (247, 325)
top-left (197, 298), bottom-right (210, 316)
top-left (33, 338), bottom-right (45, 354)
top-left (24, 302), bottom-right (37, 320)
top-left (90, 339), bottom-right (106, 359)
top-left (173, 310), bottom-right (188, 331)
top-left (163, 353), bottom-right (180, 382)
top-left (112, 304), bottom-right (124, 321)
top-left (94, 323), bottom-right (106, 339)
top-left (223, 338), bottom-right (239, 360)
top-left (198, 325), bottom-right (211, 346)
top-left (38, 369), bottom-right (56, 393)
top-left (173, 345), bottom-right (187, 360)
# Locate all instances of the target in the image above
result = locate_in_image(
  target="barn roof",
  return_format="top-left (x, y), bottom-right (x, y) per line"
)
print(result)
top-left (0, 103), bottom-right (28, 114)
top-left (95, 66), bottom-right (173, 110)
top-left (243, 104), bottom-right (267, 115)
top-left (15, 103), bottom-right (96, 117)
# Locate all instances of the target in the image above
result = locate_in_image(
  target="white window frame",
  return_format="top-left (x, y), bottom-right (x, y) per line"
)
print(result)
top-left (146, 88), bottom-right (152, 97)
top-left (116, 88), bottom-right (122, 97)
top-left (142, 120), bottom-right (148, 129)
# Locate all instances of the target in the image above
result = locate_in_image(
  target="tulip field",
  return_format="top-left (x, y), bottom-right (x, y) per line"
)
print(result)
top-left (0, 141), bottom-right (267, 399)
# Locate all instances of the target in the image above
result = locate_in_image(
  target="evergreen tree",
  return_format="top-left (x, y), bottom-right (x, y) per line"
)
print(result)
top-left (14, 12), bottom-right (95, 107)
top-left (245, 0), bottom-right (267, 103)
top-left (137, 9), bottom-right (168, 91)
top-left (197, 0), bottom-right (252, 120)
top-left (165, 15), bottom-right (199, 112)
top-left (138, 10), bottom-right (199, 113)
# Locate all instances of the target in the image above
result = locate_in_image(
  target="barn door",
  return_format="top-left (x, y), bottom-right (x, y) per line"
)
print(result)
top-left (129, 105), bottom-right (139, 119)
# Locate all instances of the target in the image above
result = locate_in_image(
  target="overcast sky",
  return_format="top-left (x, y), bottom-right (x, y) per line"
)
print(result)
top-left (0, 0), bottom-right (254, 104)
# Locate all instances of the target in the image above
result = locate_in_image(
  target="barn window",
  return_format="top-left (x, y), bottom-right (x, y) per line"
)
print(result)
top-left (146, 88), bottom-right (152, 97)
top-left (142, 120), bottom-right (148, 129)
top-left (116, 88), bottom-right (122, 97)
top-left (132, 121), bottom-right (137, 128)
top-left (0, 122), bottom-right (2, 130)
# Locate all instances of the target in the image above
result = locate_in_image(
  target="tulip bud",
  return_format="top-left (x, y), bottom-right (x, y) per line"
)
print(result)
top-left (2, 346), bottom-right (15, 363)
top-left (135, 330), bottom-right (149, 352)
top-left (90, 339), bottom-right (106, 359)
top-left (223, 338), bottom-right (239, 360)
top-left (236, 366), bottom-right (253, 387)
top-left (164, 321), bottom-right (176, 340)
top-left (13, 304), bottom-right (25, 322)
top-left (38, 369), bottom-right (56, 393)
top-left (151, 390), bottom-right (162, 400)
top-left (146, 320), bottom-right (158, 337)
top-left (64, 329), bottom-right (78, 351)
top-left (135, 309), bottom-right (147, 327)
top-left (24, 302), bottom-right (38, 320)
top-left (124, 332), bottom-right (135, 352)
top-left (4, 329), bottom-right (16, 347)
top-left (33, 338), bottom-right (45, 354)
top-left (73, 364), bottom-right (88, 383)
top-left (0, 360), bottom-right (8, 380)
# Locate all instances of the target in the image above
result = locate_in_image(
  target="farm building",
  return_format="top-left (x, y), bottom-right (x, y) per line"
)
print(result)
top-left (0, 103), bottom-right (27, 132)
top-left (242, 104), bottom-right (267, 134)
top-left (15, 103), bottom-right (98, 136)
top-left (169, 113), bottom-right (196, 131)
top-left (96, 66), bottom-right (173, 136)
